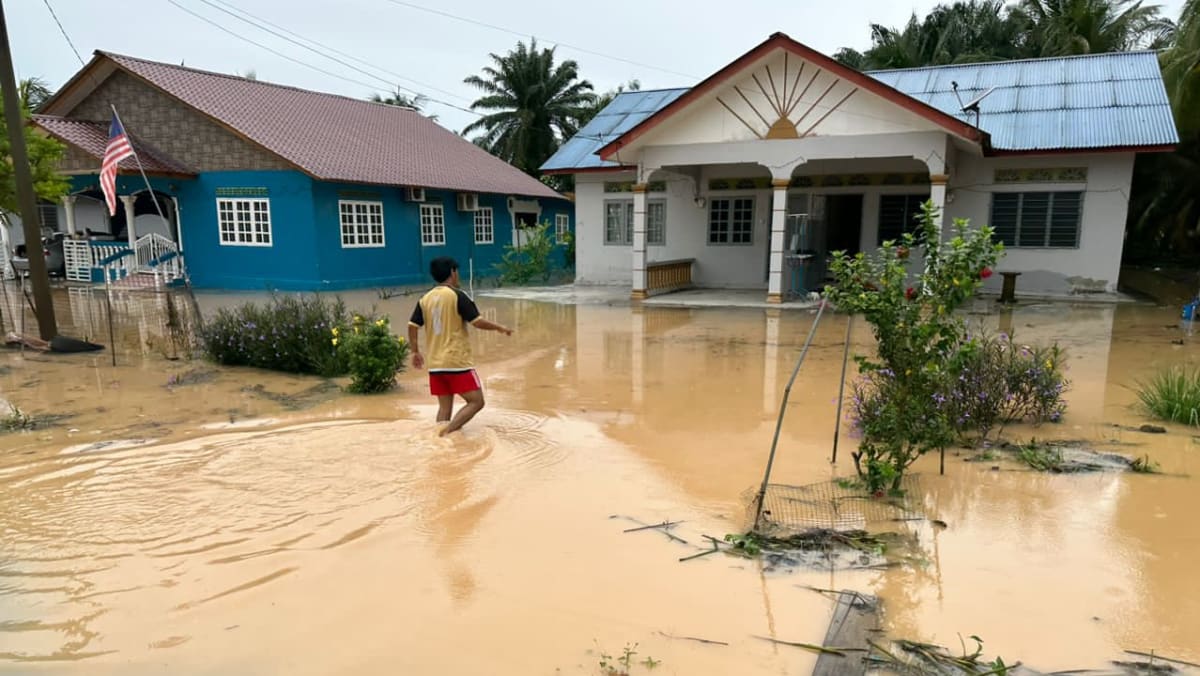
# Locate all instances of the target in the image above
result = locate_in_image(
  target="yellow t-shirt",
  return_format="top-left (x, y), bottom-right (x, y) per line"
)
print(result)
top-left (408, 285), bottom-right (481, 372)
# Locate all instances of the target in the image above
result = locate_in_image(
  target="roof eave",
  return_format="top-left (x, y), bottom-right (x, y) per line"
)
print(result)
top-left (985, 143), bottom-right (1178, 157)
top-left (540, 165), bottom-right (633, 176)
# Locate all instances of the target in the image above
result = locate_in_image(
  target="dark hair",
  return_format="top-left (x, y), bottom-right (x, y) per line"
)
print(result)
top-left (430, 256), bottom-right (459, 283)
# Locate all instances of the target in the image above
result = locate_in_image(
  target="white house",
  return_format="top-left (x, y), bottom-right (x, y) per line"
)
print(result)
top-left (541, 33), bottom-right (1180, 301)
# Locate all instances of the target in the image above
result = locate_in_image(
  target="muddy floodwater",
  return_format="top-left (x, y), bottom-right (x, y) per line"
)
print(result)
top-left (1, 286), bottom-right (1198, 674)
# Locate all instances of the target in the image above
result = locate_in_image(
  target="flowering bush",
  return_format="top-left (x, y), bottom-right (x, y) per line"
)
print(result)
top-left (944, 331), bottom-right (1068, 443)
top-left (828, 201), bottom-right (1003, 492)
top-left (333, 315), bottom-right (409, 393)
top-left (201, 293), bottom-right (349, 376)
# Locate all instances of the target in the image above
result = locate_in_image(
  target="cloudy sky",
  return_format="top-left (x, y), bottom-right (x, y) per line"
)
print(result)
top-left (10, 0), bottom-right (1187, 134)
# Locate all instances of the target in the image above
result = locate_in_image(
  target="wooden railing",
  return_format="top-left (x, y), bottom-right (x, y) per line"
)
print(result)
top-left (646, 258), bottom-right (695, 297)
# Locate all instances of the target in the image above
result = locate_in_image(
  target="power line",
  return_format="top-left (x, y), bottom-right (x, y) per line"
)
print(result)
top-left (379, 0), bottom-right (700, 81)
top-left (190, 0), bottom-right (476, 114)
top-left (42, 0), bottom-right (84, 66)
top-left (165, 0), bottom-right (481, 118)
top-left (206, 0), bottom-right (469, 103)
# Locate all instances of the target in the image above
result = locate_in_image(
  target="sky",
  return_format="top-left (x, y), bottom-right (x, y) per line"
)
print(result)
top-left (9, 0), bottom-right (1188, 135)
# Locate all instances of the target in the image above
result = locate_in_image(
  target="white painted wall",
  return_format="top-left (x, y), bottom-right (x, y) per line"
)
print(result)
top-left (574, 152), bottom-right (1136, 296)
top-left (946, 152), bottom-right (1136, 295)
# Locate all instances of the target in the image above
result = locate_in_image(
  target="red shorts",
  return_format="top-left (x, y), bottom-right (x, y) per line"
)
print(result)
top-left (429, 370), bottom-right (482, 396)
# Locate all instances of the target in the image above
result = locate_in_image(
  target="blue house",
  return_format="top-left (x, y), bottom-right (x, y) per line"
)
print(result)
top-left (29, 51), bottom-right (572, 291)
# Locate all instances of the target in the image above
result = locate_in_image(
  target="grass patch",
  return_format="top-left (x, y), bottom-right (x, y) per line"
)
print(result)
top-left (2, 403), bottom-right (33, 432)
top-left (1136, 366), bottom-right (1200, 426)
top-left (1129, 455), bottom-right (1161, 474)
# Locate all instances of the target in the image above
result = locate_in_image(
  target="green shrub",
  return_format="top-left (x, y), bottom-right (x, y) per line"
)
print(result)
top-left (201, 293), bottom-right (349, 376)
top-left (944, 331), bottom-right (1069, 443)
top-left (1137, 366), bottom-right (1200, 426)
top-left (829, 200), bottom-right (1003, 492)
top-left (334, 315), bottom-right (410, 393)
top-left (496, 221), bottom-right (560, 285)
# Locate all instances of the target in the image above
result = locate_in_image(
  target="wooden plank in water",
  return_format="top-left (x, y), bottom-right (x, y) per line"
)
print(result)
top-left (813, 590), bottom-right (878, 676)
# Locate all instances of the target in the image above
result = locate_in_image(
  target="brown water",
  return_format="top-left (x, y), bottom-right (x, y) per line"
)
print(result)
top-left (1, 286), bottom-right (1198, 674)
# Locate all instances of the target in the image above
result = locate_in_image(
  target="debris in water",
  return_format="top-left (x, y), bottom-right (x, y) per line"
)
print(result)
top-left (655, 631), bottom-right (728, 647)
top-left (721, 529), bottom-right (914, 571)
top-left (1008, 441), bottom-right (1151, 474)
top-left (1138, 424), bottom-right (1168, 434)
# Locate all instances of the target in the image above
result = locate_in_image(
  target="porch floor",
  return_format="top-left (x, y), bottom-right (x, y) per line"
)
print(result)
top-left (478, 285), bottom-right (820, 310)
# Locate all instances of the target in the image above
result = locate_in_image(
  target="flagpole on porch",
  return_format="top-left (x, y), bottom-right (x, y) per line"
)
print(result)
top-left (110, 105), bottom-right (172, 238)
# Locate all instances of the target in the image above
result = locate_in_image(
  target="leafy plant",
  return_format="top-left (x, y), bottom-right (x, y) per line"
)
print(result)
top-left (828, 201), bottom-right (1003, 492)
top-left (1136, 366), bottom-right (1200, 426)
top-left (334, 314), bottom-right (409, 393)
top-left (1016, 443), bottom-right (1066, 472)
top-left (1130, 454), bottom-right (1161, 473)
top-left (597, 642), bottom-right (653, 676)
top-left (200, 293), bottom-right (350, 376)
top-left (496, 221), bottom-right (562, 285)
top-left (944, 330), bottom-right (1069, 444)
top-left (2, 403), bottom-right (32, 432)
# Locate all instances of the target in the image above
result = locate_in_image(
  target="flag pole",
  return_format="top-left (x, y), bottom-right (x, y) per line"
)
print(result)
top-left (110, 105), bottom-right (172, 236)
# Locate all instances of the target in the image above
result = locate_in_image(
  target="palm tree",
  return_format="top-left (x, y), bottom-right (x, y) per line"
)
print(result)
top-left (369, 90), bottom-right (438, 122)
top-left (1014, 0), bottom-right (1174, 55)
top-left (19, 77), bottom-right (52, 111)
top-left (462, 38), bottom-right (594, 175)
top-left (1162, 0), bottom-right (1199, 133)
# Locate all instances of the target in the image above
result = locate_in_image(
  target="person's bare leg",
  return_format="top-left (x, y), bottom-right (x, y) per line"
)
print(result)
top-left (436, 395), bottom-right (454, 423)
top-left (440, 389), bottom-right (484, 436)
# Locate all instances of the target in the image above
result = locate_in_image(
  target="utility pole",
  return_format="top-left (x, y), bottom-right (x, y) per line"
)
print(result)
top-left (0, 0), bottom-right (57, 340)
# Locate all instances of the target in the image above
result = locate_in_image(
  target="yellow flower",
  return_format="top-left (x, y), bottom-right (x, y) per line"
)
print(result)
top-left (331, 327), bottom-right (339, 336)
top-left (331, 337), bottom-right (339, 346)
top-left (375, 318), bottom-right (386, 328)
top-left (353, 315), bottom-right (363, 323)
top-left (937, 305), bottom-right (945, 315)
top-left (905, 369), bottom-right (912, 376)
top-left (952, 278), bottom-right (960, 287)
top-left (1045, 359), bottom-right (1053, 369)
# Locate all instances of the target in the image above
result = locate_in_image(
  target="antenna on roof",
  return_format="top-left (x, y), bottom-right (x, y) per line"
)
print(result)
top-left (951, 81), bottom-right (994, 128)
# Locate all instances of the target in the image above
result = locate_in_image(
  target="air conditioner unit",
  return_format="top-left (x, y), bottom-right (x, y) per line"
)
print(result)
top-left (405, 187), bottom-right (426, 202)
top-left (456, 193), bottom-right (480, 212)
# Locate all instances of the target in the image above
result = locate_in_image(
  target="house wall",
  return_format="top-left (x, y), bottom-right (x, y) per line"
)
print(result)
top-left (946, 152), bottom-right (1136, 295)
top-left (573, 152), bottom-right (1136, 295)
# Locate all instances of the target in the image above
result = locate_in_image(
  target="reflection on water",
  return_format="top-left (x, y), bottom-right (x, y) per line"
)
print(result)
top-left (1, 286), bottom-right (1199, 673)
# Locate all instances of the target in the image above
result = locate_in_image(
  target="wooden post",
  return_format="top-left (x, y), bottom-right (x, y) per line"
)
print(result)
top-left (0, 0), bottom-right (56, 339)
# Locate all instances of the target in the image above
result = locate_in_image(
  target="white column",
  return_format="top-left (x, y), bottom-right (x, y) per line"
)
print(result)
top-left (929, 173), bottom-right (949, 241)
top-left (62, 195), bottom-right (78, 237)
top-left (631, 184), bottom-right (648, 300)
top-left (120, 195), bottom-right (137, 249)
top-left (767, 178), bottom-right (789, 303)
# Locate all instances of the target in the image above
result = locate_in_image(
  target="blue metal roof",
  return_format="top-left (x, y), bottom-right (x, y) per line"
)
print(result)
top-left (541, 51), bottom-right (1178, 172)
top-left (541, 88), bottom-right (688, 172)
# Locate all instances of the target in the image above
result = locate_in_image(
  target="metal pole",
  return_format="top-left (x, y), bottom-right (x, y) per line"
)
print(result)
top-left (753, 299), bottom-right (827, 531)
top-left (110, 105), bottom-right (172, 268)
top-left (105, 272), bottom-right (116, 367)
top-left (831, 314), bottom-right (854, 464)
top-left (18, 272), bottom-right (25, 356)
top-left (0, 0), bottom-right (57, 339)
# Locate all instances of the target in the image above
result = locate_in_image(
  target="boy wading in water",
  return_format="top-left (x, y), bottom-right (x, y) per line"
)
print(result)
top-left (408, 257), bottom-right (512, 436)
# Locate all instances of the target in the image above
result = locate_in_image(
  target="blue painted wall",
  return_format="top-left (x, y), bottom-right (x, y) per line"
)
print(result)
top-left (68, 172), bottom-right (574, 290)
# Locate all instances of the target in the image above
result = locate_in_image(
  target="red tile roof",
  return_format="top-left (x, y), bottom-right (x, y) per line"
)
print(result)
top-left (33, 114), bottom-right (195, 175)
top-left (93, 52), bottom-right (562, 200)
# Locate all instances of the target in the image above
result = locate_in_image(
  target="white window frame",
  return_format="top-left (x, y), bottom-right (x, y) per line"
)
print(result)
top-left (555, 213), bottom-right (570, 243)
top-left (646, 200), bottom-right (666, 246)
top-left (604, 200), bottom-right (634, 246)
top-left (338, 200), bottom-right (385, 248)
top-left (708, 196), bottom-right (754, 245)
top-left (474, 207), bottom-right (495, 244)
top-left (420, 203), bottom-right (445, 246)
top-left (217, 197), bottom-right (272, 247)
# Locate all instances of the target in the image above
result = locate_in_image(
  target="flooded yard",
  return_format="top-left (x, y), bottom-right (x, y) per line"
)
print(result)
top-left (1, 284), bottom-right (1198, 674)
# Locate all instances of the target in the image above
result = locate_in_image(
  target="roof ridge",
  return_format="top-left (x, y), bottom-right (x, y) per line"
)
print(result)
top-left (97, 50), bottom-right (418, 114)
top-left (866, 49), bottom-right (1160, 74)
top-left (614, 86), bottom-right (691, 95)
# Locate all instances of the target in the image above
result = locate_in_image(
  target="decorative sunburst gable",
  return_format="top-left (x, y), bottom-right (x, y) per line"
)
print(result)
top-left (715, 52), bottom-right (859, 140)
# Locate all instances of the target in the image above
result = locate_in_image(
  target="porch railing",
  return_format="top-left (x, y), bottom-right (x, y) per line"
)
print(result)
top-left (0, 241), bottom-right (12, 280)
top-left (134, 233), bottom-right (177, 271)
top-left (646, 258), bottom-right (695, 297)
top-left (64, 239), bottom-right (133, 283)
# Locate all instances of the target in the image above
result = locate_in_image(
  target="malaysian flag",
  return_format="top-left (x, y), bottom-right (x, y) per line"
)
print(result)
top-left (101, 114), bottom-right (134, 216)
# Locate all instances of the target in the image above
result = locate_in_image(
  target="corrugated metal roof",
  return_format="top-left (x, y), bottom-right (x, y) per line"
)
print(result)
top-left (540, 88), bottom-right (688, 172)
top-left (869, 51), bottom-right (1178, 151)
top-left (542, 50), bottom-right (1178, 171)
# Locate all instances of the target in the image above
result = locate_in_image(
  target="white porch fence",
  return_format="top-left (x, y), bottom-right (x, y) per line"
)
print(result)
top-left (63, 237), bottom-right (185, 288)
top-left (0, 243), bottom-right (12, 281)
